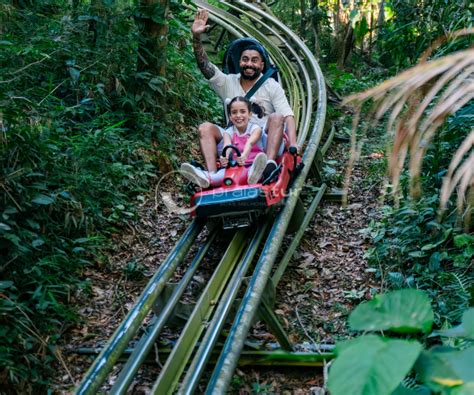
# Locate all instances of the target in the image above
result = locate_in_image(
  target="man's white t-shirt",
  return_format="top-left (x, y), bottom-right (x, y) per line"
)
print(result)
top-left (208, 64), bottom-right (294, 129)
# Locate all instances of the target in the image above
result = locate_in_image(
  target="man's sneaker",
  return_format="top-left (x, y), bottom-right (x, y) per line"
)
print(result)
top-left (180, 163), bottom-right (210, 188)
top-left (262, 159), bottom-right (278, 182)
top-left (247, 152), bottom-right (268, 184)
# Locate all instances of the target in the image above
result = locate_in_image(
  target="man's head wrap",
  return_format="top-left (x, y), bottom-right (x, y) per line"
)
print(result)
top-left (241, 44), bottom-right (265, 61)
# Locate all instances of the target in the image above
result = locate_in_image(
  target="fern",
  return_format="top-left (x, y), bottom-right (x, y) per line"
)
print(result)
top-left (434, 271), bottom-right (472, 324)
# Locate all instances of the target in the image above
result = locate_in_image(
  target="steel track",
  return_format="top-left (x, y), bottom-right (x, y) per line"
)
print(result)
top-left (75, 1), bottom-right (328, 394)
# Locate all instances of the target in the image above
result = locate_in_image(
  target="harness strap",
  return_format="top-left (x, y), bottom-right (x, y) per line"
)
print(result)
top-left (244, 66), bottom-right (276, 100)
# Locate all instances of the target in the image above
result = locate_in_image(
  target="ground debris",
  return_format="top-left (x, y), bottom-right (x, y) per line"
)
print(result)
top-left (52, 138), bottom-right (381, 393)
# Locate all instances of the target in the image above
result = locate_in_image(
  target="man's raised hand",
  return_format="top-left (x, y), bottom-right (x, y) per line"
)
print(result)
top-left (192, 10), bottom-right (210, 36)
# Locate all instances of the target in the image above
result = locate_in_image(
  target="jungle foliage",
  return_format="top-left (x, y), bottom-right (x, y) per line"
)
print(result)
top-left (329, 289), bottom-right (474, 395)
top-left (1, 0), bottom-right (473, 391)
top-left (272, 1), bottom-right (472, 393)
top-left (0, 0), bottom-right (219, 389)
top-left (271, 0), bottom-right (472, 70)
top-left (293, 1), bottom-right (473, 393)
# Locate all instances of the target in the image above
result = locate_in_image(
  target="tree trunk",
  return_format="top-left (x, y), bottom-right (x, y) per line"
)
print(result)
top-left (377, 0), bottom-right (385, 31)
top-left (299, 0), bottom-right (306, 39)
top-left (330, 0), bottom-right (341, 61)
top-left (329, 0), bottom-right (355, 69)
top-left (310, 0), bottom-right (321, 57)
top-left (89, 0), bottom-right (104, 46)
top-left (138, 0), bottom-right (169, 76)
top-left (368, 0), bottom-right (375, 59)
top-left (337, 23), bottom-right (354, 69)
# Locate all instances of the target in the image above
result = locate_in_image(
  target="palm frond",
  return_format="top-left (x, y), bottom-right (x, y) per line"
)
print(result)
top-left (343, 28), bottom-right (474, 225)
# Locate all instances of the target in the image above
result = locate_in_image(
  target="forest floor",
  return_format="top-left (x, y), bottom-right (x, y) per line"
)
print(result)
top-left (52, 119), bottom-right (385, 394)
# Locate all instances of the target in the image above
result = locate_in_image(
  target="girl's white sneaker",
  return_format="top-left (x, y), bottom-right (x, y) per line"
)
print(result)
top-left (247, 152), bottom-right (268, 184)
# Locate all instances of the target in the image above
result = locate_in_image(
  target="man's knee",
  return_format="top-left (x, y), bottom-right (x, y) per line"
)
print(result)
top-left (267, 113), bottom-right (285, 127)
top-left (198, 122), bottom-right (216, 139)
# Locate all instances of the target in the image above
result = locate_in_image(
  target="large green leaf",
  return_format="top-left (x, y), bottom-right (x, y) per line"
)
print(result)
top-left (432, 309), bottom-right (474, 339)
top-left (328, 335), bottom-right (422, 395)
top-left (415, 346), bottom-right (474, 393)
top-left (349, 289), bottom-right (433, 333)
top-left (392, 382), bottom-right (431, 395)
top-left (451, 383), bottom-right (474, 395)
top-left (31, 194), bottom-right (55, 205)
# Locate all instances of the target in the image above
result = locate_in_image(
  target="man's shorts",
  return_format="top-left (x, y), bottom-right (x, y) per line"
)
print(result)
top-left (216, 122), bottom-right (287, 157)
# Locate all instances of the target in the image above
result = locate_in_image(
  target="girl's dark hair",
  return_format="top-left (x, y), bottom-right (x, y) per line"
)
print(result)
top-left (227, 96), bottom-right (251, 113)
top-left (227, 96), bottom-right (264, 119)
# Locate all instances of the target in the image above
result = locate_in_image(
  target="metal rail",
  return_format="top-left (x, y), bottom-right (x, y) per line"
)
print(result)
top-left (76, 220), bottom-right (205, 394)
top-left (178, 221), bottom-right (270, 395)
top-left (203, 1), bottom-right (327, 392)
top-left (76, 1), bottom-right (329, 393)
top-left (110, 228), bottom-right (219, 394)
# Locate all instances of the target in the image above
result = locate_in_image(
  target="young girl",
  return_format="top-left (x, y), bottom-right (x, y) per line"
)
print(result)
top-left (181, 96), bottom-right (267, 187)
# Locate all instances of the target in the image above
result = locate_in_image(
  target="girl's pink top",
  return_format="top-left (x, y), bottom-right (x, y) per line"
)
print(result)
top-left (225, 123), bottom-right (264, 166)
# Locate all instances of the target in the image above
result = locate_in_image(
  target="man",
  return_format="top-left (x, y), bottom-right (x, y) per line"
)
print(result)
top-left (182, 9), bottom-right (297, 188)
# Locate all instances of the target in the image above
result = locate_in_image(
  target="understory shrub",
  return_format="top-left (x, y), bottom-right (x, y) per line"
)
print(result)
top-left (0, 1), bottom-right (219, 389)
top-left (363, 107), bottom-right (473, 328)
top-left (328, 289), bottom-right (474, 395)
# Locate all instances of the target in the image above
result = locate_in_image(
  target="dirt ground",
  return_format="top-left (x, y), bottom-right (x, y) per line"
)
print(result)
top-left (52, 134), bottom-right (384, 394)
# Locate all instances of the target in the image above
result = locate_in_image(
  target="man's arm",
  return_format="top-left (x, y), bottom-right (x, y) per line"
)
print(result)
top-left (192, 10), bottom-right (215, 80)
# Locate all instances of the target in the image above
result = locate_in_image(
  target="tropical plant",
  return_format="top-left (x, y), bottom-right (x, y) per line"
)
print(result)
top-left (0, 0), bottom-right (219, 389)
top-left (328, 289), bottom-right (474, 395)
top-left (344, 29), bottom-right (473, 225)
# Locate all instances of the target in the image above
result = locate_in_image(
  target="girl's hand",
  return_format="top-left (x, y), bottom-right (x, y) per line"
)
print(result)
top-left (237, 154), bottom-right (247, 166)
top-left (220, 156), bottom-right (229, 167)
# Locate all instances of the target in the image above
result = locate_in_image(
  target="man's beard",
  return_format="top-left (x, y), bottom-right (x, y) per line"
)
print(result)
top-left (240, 67), bottom-right (261, 81)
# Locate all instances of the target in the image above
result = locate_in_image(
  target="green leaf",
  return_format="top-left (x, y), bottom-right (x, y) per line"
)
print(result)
top-left (32, 194), bottom-right (55, 205)
top-left (150, 3), bottom-right (167, 24)
top-left (26, 219), bottom-right (40, 230)
top-left (3, 233), bottom-right (21, 247)
top-left (68, 67), bottom-right (81, 83)
top-left (328, 335), bottom-right (422, 395)
top-left (454, 234), bottom-right (474, 248)
top-left (73, 237), bottom-right (91, 244)
top-left (432, 309), bottom-right (474, 339)
top-left (349, 9), bottom-right (360, 22)
top-left (349, 289), bottom-right (433, 333)
top-left (409, 251), bottom-right (426, 258)
top-left (0, 281), bottom-right (14, 290)
top-left (31, 239), bottom-right (45, 248)
top-left (451, 382), bottom-right (474, 395)
top-left (422, 229), bottom-right (452, 251)
top-left (0, 222), bottom-right (12, 231)
top-left (415, 346), bottom-right (474, 392)
top-left (421, 243), bottom-right (436, 251)
top-left (3, 207), bottom-right (18, 215)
